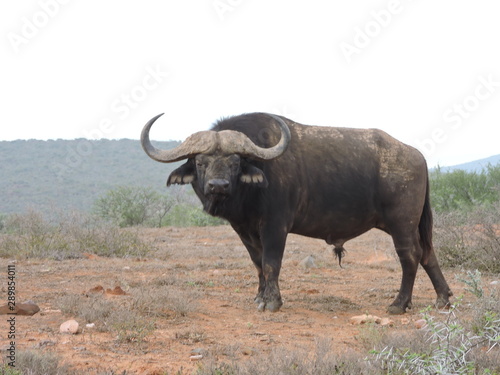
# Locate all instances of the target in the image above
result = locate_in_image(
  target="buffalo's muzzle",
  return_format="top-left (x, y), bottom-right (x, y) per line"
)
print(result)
top-left (207, 179), bottom-right (230, 194)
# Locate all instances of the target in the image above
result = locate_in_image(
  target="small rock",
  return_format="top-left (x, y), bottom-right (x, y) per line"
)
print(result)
top-left (400, 318), bottom-right (410, 325)
top-left (490, 280), bottom-right (499, 285)
top-left (190, 355), bottom-right (203, 361)
top-left (105, 286), bottom-right (127, 295)
top-left (60, 320), bottom-right (79, 334)
top-left (0, 302), bottom-right (40, 316)
top-left (299, 255), bottom-right (317, 269)
top-left (190, 348), bottom-right (205, 355)
top-left (414, 319), bottom-right (427, 329)
top-left (88, 285), bottom-right (104, 294)
top-left (350, 314), bottom-right (394, 326)
top-left (241, 347), bottom-right (254, 356)
top-left (85, 323), bottom-right (95, 328)
top-left (350, 314), bottom-right (382, 325)
top-left (379, 318), bottom-right (394, 326)
top-left (123, 266), bottom-right (131, 271)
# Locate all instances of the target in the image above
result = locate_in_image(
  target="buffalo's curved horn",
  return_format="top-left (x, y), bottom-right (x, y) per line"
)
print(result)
top-left (217, 113), bottom-right (291, 160)
top-left (141, 113), bottom-right (291, 163)
top-left (141, 113), bottom-right (218, 163)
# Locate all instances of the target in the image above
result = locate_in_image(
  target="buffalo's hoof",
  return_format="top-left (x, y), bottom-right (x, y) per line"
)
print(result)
top-left (256, 299), bottom-right (282, 312)
top-left (435, 296), bottom-right (451, 309)
top-left (387, 305), bottom-right (406, 315)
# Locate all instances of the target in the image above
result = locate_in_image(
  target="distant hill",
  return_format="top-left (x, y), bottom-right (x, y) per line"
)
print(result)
top-left (0, 139), bottom-right (182, 215)
top-left (440, 154), bottom-right (500, 173)
top-left (1, 139), bottom-right (498, 216)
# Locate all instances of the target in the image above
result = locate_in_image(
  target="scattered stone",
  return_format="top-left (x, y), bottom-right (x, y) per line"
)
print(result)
top-left (400, 318), bottom-right (410, 325)
top-left (490, 280), bottom-right (499, 285)
top-left (88, 285), bottom-right (104, 294)
top-left (414, 319), bottom-right (427, 329)
top-left (299, 255), bottom-right (317, 269)
top-left (60, 319), bottom-right (79, 334)
top-left (241, 347), bottom-right (254, 356)
top-left (106, 286), bottom-right (127, 295)
top-left (191, 348), bottom-right (205, 355)
top-left (0, 302), bottom-right (40, 316)
top-left (350, 314), bottom-right (394, 326)
top-left (123, 266), bottom-right (131, 271)
top-left (86, 323), bottom-right (95, 328)
top-left (190, 355), bottom-right (203, 361)
top-left (379, 317), bottom-right (394, 326)
top-left (350, 314), bottom-right (381, 325)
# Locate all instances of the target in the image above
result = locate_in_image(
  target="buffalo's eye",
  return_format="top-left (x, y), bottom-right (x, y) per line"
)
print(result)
top-left (231, 162), bottom-right (240, 173)
top-left (196, 161), bottom-right (205, 169)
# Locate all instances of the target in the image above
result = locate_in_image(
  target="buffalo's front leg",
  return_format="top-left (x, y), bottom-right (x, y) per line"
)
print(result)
top-left (256, 224), bottom-right (287, 312)
top-left (236, 231), bottom-right (266, 305)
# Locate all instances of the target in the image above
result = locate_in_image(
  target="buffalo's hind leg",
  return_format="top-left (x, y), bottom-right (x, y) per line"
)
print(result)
top-left (387, 229), bottom-right (422, 314)
top-left (421, 250), bottom-right (453, 309)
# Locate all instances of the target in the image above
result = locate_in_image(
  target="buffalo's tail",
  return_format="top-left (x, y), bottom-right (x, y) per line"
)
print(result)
top-left (419, 177), bottom-right (433, 265)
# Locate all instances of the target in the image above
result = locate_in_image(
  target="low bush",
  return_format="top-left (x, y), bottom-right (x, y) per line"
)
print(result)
top-left (434, 202), bottom-right (500, 273)
top-left (1, 350), bottom-right (69, 375)
top-left (165, 204), bottom-right (226, 227)
top-left (370, 271), bottom-right (500, 375)
top-left (93, 185), bottom-right (226, 228)
top-left (0, 210), bottom-right (153, 259)
top-left (196, 338), bottom-right (371, 375)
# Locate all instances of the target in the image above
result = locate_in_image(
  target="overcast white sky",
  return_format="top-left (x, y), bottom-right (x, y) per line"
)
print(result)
top-left (1, 0), bottom-right (499, 167)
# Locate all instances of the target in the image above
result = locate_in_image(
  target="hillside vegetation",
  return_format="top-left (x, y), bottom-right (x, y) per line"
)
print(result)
top-left (0, 139), bottom-right (180, 215)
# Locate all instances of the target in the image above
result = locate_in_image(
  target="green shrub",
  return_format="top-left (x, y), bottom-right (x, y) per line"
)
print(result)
top-left (93, 185), bottom-right (174, 227)
top-left (166, 204), bottom-right (226, 227)
top-left (430, 163), bottom-right (500, 213)
top-left (93, 185), bottom-right (226, 227)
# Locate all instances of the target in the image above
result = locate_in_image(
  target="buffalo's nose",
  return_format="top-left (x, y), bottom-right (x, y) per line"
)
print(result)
top-left (208, 179), bottom-right (230, 194)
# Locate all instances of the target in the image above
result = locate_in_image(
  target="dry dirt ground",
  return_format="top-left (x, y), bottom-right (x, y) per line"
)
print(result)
top-left (1, 226), bottom-right (497, 374)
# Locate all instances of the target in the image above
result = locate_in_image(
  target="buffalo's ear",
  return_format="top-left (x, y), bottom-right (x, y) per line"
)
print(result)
top-left (167, 160), bottom-right (196, 186)
top-left (240, 162), bottom-right (268, 188)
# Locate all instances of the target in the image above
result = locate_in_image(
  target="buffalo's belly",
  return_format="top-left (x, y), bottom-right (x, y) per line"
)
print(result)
top-left (290, 208), bottom-right (379, 243)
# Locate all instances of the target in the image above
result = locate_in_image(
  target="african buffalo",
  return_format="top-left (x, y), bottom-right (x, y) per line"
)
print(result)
top-left (141, 112), bottom-right (452, 314)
